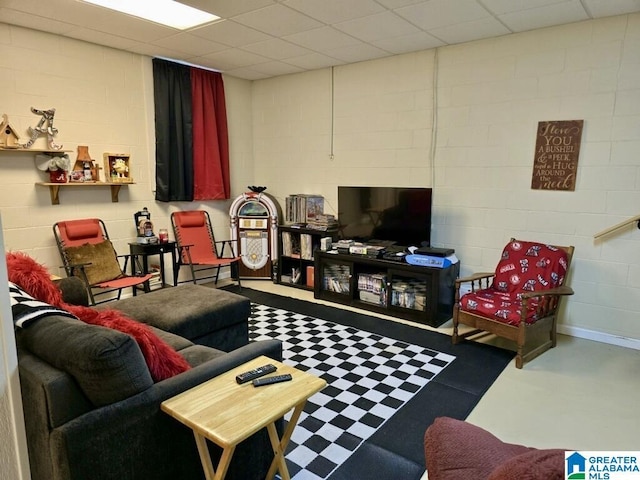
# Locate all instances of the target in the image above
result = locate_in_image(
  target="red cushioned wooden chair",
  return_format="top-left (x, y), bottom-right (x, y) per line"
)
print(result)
top-left (53, 218), bottom-right (152, 305)
top-left (452, 239), bottom-right (574, 368)
top-left (171, 210), bottom-right (241, 288)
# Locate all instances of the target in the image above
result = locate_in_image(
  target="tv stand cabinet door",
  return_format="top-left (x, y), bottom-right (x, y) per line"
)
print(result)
top-left (314, 256), bottom-right (354, 302)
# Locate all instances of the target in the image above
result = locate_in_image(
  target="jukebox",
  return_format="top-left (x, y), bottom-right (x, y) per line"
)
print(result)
top-left (229, 189), bottom-right (280, 279)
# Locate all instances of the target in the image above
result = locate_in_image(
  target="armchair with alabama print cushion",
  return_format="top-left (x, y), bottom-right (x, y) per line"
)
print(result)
top-left (53, 218), bottom-right (153, 305)
top-left (452, 239), bottom-right (574, 369)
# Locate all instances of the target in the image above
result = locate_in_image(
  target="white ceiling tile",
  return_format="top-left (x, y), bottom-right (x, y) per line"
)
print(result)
top-left (181, 0), bottom-right (276, 18)
top-left (480, 0), bottom-right (575, 16)
top-left (283, 0), bottom-right (386, 24)
top-left (150, 32), bottom-right (228, 56)
top-left (199, 47), bottom-right (272, 70)
top-left (429, 17), bottom-right (513, 44)
top-left (183, 56), bottom-right (224, 72)
top-left (241, 38), bottom-right (313, 60)
top-left (63, 28), bottom-right (140, 51)
top-left (0, 0), bottom-right (638, 80)
top-left (232, 4), bottom-right (323, 37)
top-left (324, 43), bottom-right (391, 63)
top-left (395, 0), bottom-right (493, 30)
top-left (190, 20), bottom-right (272, 47)
top-left (376, 0), bottom-right (425, 7)
top-left (245, 60), bottom-right (306, 77)
top-left (498, 0), bottom-right (590, 32)
top-left (583, 0), bottom-right (640, 17)
top-left (222, 67), bottom-right (271, 80)
top-left (284, 52), bottom-right (346, 70)
top-left (284, 27), bottom-right (363, 51)
top-left (85, 14), bottom-right (178, 43)
top-left (371, 31), bottom-right (446, 54)
top-left (128, 43), bottom-right (187, 60)
top-left (334, 11), bottom-right (421, 43)
top-left (0, 9), bottom-right (76, 36)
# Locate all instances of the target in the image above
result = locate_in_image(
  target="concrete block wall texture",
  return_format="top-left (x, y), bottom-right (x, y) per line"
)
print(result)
top-left (251, 14), bottom-right (640, 345)
top-left (0, 14), bottom-right (639, 344)
top-left (0, 23), bottom-right (253, 284)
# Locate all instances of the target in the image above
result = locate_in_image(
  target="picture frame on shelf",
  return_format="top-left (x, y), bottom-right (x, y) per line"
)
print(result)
top-left (103, 153), bottom-right (133, 183)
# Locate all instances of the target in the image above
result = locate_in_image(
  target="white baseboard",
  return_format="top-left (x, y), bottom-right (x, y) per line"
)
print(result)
top-left (558, 325), bottom-right (640, 351)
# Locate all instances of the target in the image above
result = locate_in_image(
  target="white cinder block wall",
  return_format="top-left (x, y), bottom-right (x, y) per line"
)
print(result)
top-left (0, 15), bottom-right (638, 345)
top-left (0, 24), bottom-right (254, 281)
top-left (252, 14), bottom-right (640, 347)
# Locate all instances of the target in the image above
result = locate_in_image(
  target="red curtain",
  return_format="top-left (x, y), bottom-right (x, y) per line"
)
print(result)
top-left (190, 68), bottom-right (230, 200)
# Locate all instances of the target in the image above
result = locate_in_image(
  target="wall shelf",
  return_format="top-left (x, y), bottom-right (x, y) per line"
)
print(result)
top-left (0, 148), bottom-right (72, 154)
top-left (35, 182), bottom-right (134, 205)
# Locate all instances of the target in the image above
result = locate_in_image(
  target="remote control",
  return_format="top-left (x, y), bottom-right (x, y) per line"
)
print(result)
top-left (235, 364), bottom-right (277, 384)
top-left (252, 374), bottom-right (293, 387)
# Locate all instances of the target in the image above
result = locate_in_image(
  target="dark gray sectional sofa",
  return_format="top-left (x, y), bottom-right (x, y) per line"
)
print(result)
top-left (16, 282), bottom-right (282, 480)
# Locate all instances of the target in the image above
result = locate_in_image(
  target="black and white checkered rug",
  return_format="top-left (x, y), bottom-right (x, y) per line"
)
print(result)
top-left (250, 303), bottom-right (456, 480)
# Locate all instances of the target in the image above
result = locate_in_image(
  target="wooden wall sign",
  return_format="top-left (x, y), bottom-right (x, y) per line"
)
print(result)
top-left (531, 120), bottom-right (583, 191)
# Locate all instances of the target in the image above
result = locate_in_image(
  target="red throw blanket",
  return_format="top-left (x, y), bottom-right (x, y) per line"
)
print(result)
top-left (6, 251), bottom-right (190, 382)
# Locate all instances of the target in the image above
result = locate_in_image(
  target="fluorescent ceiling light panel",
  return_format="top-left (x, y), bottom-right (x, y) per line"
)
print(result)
top-left (80, 0), bottom-right (219, 30)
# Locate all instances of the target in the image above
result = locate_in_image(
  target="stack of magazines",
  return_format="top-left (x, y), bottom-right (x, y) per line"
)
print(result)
top-left (306, 213), bottom-right (338, 231)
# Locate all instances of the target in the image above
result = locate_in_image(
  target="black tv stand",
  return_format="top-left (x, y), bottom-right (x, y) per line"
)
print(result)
top-left (314, 251), bottom-right (459, 327)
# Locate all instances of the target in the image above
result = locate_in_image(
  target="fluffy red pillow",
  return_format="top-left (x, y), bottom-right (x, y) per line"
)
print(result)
top-left (6, 251), bottom-right (190, 381)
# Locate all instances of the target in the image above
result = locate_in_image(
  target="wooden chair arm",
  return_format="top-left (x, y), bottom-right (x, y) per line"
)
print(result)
top-left (520, 285), bottom-right (574, 299)
top-left (455, 272), bottom-right (494, 284)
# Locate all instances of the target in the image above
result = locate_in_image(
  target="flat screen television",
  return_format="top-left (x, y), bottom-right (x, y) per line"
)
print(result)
top-left (337, 186), bottom-right (432, 247)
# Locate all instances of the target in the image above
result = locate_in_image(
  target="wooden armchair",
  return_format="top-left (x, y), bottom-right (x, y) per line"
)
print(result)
top-left (53, 218), bottom-right (152, 305)
top-left (171, 210), bottom-right (241, 288)
top-left (452, 239), bottom-right (574, 368)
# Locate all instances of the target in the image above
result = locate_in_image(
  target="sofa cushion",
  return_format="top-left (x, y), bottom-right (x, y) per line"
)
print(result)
top-left (149, 326), bottom-right (193, 352)
top-left (103, 284), bottom-right (250, 346)
top-left (16, 314), bottom-right (154, 407)
top-left (179, 344), bottom-right (226, 367)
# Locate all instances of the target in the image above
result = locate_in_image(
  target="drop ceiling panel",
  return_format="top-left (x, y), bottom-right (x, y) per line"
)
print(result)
top-left (283, 0), bottom-right (386, 24)
top-left (0, 0), bottom-right (637, 79)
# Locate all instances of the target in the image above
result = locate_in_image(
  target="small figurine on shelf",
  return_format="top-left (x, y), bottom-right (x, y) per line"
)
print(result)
top-left (22, 107), bottom-right (63, 150)
top-left (113, 158), bottom-right (129, 179)
top-left (73, 145), bottom-right (99, 182)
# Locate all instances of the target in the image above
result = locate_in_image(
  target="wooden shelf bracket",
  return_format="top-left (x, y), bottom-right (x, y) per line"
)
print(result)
top-left (594, 214), bottom-right (640, 240)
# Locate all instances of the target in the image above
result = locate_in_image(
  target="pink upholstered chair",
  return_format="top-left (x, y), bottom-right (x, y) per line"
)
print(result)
top-left (452, 239), bottom-right (574, 368)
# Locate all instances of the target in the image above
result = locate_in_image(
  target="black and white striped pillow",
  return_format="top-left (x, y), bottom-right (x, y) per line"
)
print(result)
top-left (8, 282), bottom-right (77, 328)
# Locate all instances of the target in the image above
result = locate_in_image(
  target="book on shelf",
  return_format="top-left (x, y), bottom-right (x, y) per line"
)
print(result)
top-left (306, 266), bottom-right (315, 288)
top-left (281, 231), bottom-right (301, 257)
top-left (285, 194), bottom-right (325, 225)
top-left (300, 234), bottom-right (313, 260)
